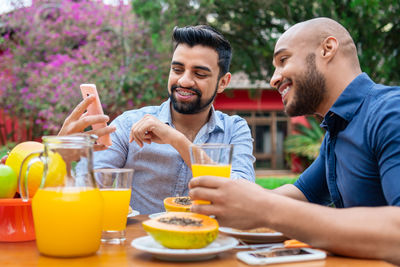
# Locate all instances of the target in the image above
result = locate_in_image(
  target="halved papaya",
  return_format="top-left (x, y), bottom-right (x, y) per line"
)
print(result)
top-left (142, 212), bottom-right (219, 249)
top-left (163, 196), bottom-right (192, 212)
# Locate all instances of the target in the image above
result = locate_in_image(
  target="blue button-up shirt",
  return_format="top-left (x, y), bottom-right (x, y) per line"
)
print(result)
top-left (295, 73), bottom-right (400, 208)
top-left (94, 99), bottom-right (255, 214)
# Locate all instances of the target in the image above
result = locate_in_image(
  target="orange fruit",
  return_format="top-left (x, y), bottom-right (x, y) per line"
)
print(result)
top-left (5, 141), bottom-right (66, 197)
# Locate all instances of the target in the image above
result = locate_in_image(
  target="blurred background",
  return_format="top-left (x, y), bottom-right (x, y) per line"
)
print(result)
top-left (1, 0), bottom-right (399, 180)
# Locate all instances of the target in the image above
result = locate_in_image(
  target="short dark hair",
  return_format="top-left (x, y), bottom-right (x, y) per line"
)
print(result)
top-left (172, 25), bottom-right (232, 77)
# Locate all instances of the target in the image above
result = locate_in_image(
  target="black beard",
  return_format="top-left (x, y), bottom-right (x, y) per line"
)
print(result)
top-left (169, 83), bottom-right (218, 114)
top-left (285, 53), bottom-right (326, 116)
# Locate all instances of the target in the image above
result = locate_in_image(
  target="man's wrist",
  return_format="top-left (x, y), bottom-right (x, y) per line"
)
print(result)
top-left (170, 131), bottom-right (191, 149)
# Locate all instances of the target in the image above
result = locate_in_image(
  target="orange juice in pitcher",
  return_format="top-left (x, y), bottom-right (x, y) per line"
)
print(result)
top-left (33, 187), bottom-right (103, 257)
top-left (19, 135), bottom-right (104, 257)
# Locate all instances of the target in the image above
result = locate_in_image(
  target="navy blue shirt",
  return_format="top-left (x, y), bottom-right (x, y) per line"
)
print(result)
top-left (295, 73), bottom-right (400, 208)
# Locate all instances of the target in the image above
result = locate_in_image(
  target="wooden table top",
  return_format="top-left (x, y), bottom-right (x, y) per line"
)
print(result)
top-left (0, 215), bottom-right (395, 267)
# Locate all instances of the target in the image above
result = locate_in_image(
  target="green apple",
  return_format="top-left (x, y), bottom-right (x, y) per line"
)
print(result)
top-left (0, 164), bottom-right (18, 198)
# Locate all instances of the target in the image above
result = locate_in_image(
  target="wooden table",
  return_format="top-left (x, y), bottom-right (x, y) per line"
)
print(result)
top-left (0, 215), bottom-right (395, 267)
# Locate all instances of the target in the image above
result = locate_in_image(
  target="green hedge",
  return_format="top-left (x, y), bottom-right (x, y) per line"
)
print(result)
top-left (256, 176), bottom-right (299, 189)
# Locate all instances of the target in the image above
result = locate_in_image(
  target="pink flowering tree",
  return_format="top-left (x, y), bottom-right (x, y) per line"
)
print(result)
top-left (0, 0), bottom-right (166, 141)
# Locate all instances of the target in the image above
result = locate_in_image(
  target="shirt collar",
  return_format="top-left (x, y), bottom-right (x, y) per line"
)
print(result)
top-left (159, 99), bottom-right (224, 133)
top-left (208, 105), bottom-right (224, 133)
top-left (159, 99), bottom-right (173, 125)
top-left (329, 73), bottom-right (375, 122)
top-left (321, 73), bottom-right (374, 134)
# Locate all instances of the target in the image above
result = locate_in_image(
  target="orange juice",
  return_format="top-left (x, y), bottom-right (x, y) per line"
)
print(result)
top-left (191, 164), bottom-right (231, 178)
top-left (191, 164), bottom-right (231, 204)
top-left (32, 187), bottom-right (103, 257)
top-left (100, 188), bottom-right (131, 231)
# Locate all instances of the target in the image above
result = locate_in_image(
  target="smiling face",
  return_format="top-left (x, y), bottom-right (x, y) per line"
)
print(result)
top-left (270, 28), bottom-right (327, 116)
top-left (168, 44), bottom-right (229, 115)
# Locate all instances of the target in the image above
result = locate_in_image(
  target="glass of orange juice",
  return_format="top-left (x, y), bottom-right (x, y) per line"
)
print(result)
top-left (189, 144), bottom-right (233, 204)
top-left (94, 168), bottom-right (134, 244)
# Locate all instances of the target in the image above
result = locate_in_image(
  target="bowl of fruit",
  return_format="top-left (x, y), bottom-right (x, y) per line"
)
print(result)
top-left (0, 141), bottom-right (44, 242)
top-left (0, 197), bottom-right (35, 242)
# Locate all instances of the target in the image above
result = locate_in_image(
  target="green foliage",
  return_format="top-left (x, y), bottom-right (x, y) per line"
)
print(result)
top-left (284, 116), bottom-right (325, 161)
top-left (256, 176), bottom-right (299, 189)
top-left (0, 142), bottom-right (15, 159)
top-left (132, 0), bottom-right (400, 85)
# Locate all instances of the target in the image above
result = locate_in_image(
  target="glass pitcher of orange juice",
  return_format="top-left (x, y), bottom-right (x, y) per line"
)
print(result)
top-left (19, 135), bottom-right (103, 257)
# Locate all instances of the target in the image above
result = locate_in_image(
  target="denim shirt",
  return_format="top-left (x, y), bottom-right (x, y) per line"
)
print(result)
top-left (94, 99), bottom-right (255, 214)
top-left (295, 73), bottom-right (400, 208)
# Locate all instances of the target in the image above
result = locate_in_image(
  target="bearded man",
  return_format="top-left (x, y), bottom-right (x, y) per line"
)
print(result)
top-left (189, 18), bottom-right (400, 265)
top-left (59, 25), bottom-right (255, 214)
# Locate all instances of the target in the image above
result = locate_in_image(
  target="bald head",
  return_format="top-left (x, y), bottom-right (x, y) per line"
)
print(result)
top-left (277, 17), bottom-right (360, 68)
top-left (270, 17), bottom-right (363, 116)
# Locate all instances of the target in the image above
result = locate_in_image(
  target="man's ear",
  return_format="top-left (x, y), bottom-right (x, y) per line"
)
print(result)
top-left (217, 72), bottom-right (231, 93)
top-left (321, 36), bottom-right (338, 62)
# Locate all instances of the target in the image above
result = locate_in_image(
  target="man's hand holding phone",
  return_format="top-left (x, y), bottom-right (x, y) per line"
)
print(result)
top-left (58, 84), bottom-right (116, 151)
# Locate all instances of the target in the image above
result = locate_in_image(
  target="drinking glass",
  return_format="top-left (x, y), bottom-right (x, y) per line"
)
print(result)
top-left (189, 143), bottom-right (233, 204)
top-left (94, 168), bottom-right (134, 244)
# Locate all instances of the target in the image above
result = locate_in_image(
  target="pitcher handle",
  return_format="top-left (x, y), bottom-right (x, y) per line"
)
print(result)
top-left (18, 150), bottom-right (44, 202)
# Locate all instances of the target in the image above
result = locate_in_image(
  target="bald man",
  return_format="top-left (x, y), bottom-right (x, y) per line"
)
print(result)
top-left (189, 18), bottom-right (400, 264)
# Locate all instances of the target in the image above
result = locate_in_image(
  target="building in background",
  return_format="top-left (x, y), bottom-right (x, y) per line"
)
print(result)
top-left (214, 72), bottom-right (304, 170)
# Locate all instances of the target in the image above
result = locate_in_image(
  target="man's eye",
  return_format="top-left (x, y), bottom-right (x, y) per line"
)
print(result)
top-left (196, 73), bottom-right (208, 77)
top-left (280, 57), bottom-right (288, 63)
top-left (172, 68), bottom-right (183, 73)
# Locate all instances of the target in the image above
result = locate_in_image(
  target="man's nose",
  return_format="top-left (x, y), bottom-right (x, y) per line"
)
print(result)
top-left (178, 71), bottom-right (195, 88)
top-left (270, 70), bottom-right (282, 89)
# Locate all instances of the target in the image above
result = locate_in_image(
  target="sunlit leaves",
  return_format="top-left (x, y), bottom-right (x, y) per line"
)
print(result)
top-left (132, 0), bottom-right (400, 85)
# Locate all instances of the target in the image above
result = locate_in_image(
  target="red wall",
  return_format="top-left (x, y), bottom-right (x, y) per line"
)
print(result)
top-left (214, 89), bottom-right (307, 129)
top-left (0, 109), bottom-right (29, 145)
top-left (214, 88), bottom-right (308, 173)
top-left (214, 89), bottom-right (284, 111)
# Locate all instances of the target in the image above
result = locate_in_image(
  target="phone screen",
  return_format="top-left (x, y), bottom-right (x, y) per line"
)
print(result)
top-left (237, 246), bottom-right (327, 265)
top-left (250, 248), bottom-right (311, 258)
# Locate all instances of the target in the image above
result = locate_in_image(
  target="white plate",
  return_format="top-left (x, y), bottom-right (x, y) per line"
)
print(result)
top-left (219, 227), bottom-right (288, 244)
top-left (131, 235), bottom-right (238, 261)
top-left (127, 209), bottom-right (140, 218)
top-left (148, 212), bottom-right (167, 219)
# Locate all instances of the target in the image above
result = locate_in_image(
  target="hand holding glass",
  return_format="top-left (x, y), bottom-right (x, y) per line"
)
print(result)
top-left (190, 144), bottom-right (233, 204)
top-left (94, 168), bottom-right (134, 244)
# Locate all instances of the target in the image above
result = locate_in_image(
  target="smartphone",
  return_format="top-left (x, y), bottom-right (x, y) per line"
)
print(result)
top-left (236, 247), bottom-right (326, 265)
top-left (80, 84), bottom-right (112, 146)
